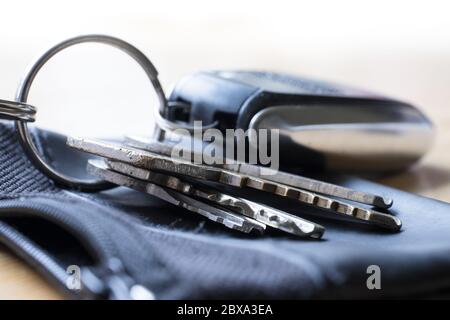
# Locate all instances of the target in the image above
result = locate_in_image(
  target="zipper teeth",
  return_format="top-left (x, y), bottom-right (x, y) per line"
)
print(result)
top-left (0, 198), bottom-right (118, 263)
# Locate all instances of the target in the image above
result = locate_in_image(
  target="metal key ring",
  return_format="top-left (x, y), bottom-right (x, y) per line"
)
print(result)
top-left (0, 99), bottom-right (36, 122)
top-left (15, 34), bottom-right (168, 191)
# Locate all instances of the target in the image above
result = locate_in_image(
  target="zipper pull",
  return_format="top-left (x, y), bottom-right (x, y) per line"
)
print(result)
top-left (81, 258), bottom-right (155, 300)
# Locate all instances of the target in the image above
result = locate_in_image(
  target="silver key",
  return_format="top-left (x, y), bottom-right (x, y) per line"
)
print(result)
top-left (68, 136), bottom-right (244, 185)
top-left (125, 135), bottom-right (393, 209)
top-left (68, 137), bottom-right (402, 231)
top-left (106, 160), bottom-right (325, 238)
top-left (87, 159), bottom-right (266, 234)
top-left (107, 159), bottom-right (400, 231)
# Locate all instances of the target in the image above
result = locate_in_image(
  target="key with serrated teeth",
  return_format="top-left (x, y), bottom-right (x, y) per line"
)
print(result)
top-left (243, 175), bottom-right (401, 230)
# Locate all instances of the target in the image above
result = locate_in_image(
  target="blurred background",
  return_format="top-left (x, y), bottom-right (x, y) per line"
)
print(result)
top-left (0, 0), bottom-right (448, 202)
top-left (0, 0), bottom-right (449, 299)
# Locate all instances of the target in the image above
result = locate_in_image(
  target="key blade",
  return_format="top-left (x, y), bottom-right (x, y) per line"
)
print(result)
top-left (167, 191), bottom-right (266, 234)
top-left (244, 175), bottom-right (401, 231)
top-left (107, 160), bottom-right (325, 239)
top-left (68, 136), bottom-right (244, 186)
top-left (87, 159), bottom-right (265, 234)
top-left (203, 192), bottom-right (325, 239)
top-left (251, 168), bottom-right (393, 209)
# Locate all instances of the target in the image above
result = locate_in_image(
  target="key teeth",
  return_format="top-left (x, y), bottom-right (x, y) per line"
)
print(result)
top-left (286, 189), bottom-right (299, 199)
top-left (298, 192), bottom-right (313, 204)
top-left (312, 195), bottom-right (319, 206)
top-left (275, 185), bottom-right (288, 197)
top-left (329, 201), bottom-right (339, 212)
top-left (351, 207), bottom-right (360, 217)
top-left (369, 212), bottom-right (403, 231)
top-left (293, 184), bottom-right (401, 231)
top-left (373, 197), bottom-right (394, 209)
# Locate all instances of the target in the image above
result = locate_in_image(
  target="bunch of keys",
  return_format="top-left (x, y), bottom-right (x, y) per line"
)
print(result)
top-left (67, 135), bottom-right (403, 238)
top-left (4, 35), bottom-right (433, 238)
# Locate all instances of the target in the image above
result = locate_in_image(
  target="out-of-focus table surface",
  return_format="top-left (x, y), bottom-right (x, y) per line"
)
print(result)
top-left (0, 0), bottom-right (449, 299)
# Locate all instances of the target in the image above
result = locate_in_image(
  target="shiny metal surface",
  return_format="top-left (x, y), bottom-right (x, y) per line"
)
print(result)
top-left (0, 99), bottom-right (36, 122)
top-left (248, 104), bottom-right (434, 173)
top-left (14, 34), bottom-right (166, 191)
top-left (68, 137), bottom-right (402, 231)
top-left (107, 160), bottom-right (325, 238)
top-left (125, 135), bottom-right (393, 208)
top-left (87, 160), bottom-right (266, 234)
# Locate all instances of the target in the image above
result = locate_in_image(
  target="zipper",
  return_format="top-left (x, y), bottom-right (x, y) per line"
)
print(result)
top-left (81, 258), bottom-right (155, 300)
top-left (0, 197), bottom-right (155, 299)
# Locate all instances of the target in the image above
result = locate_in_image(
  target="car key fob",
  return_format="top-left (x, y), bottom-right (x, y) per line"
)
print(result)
top-left (167, 70), bottom-right (434, 173)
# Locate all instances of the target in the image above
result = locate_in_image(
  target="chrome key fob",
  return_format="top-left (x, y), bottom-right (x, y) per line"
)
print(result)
top-left (167, 70), bottom-right (434, 173)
